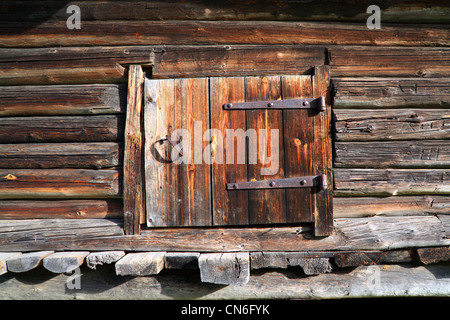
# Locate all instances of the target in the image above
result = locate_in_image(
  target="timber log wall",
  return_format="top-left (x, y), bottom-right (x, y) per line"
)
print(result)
top-left (0, 1), bottom-right (449, 254)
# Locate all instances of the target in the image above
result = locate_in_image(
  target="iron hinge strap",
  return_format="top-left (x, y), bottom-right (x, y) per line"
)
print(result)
top-left (223, 97), bottom-right (326, 111)
top-left (227, 174), bottom-right (327, 191)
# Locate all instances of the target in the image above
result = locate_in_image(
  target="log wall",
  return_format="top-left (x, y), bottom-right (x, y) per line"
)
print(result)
top-left (0, 1), bottom-right (449, 255)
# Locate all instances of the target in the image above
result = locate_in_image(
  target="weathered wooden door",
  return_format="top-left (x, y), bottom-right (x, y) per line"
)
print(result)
top-left (144, 68), bottom-right (332, 235)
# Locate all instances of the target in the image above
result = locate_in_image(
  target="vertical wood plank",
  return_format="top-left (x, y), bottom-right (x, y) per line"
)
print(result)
top-left (210, 77), bottom-right (248, 226)
top-left (123, 65), bottom-right (145, 235)
top-left (245, 76), bottom-right (285, 224)
top-left (145, 78), bottom-right (211, 227)
top-left (282, 75), bottom-right (315, 222)
top-left (312, 66), bottom-right (333, 236)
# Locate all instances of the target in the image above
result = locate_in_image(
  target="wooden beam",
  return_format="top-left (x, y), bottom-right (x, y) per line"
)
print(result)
top-left (0, 216), bottom-right (446, 253)
top-left (0, 84), bottom-right (126, 115)
top-left (115, 252), bottom-right (166, 276)
top-left (0, 199), bottom-right (123, 220)
top-left (43, 252), bottom-right (90, 273)
top-left (334, 109), bottom-right (450, 141)
top-left (334, 168), bottom-right (450, 196)
top-left (417, 247), bottom-right (450, 264)
top-left (123, 65), bottom-right (145, 235)
top-left (1, 21), bottom-right (448, 47)
top-left (198, 252), bottom-right (250, 286)
top-left (0, 169), bottom-right (121, 199)
top-left (329, 46), bottom-right (450, 77)
top-left (332, 78), bottom-right (450, 108)
top-left (0, 116), bottom-right (124, 143)
top-left (86, 251), bottom-right (126, 269)
top-left (164, 253), bottom-right (200, 269)
top-left (0, 143), bottom-right (121, 169)
top-left (334, 196), bottom-right (450, 218)
top-left (334, 250), bottom-right (413, 267)
top-left (0, 252), bottom-right (21, 275)
top-left (6, 251), bottom-right (54, 273)
top-left (334, 141), bottom-right (450, 169)
top-left (2, 1), bottom-right (449, 24)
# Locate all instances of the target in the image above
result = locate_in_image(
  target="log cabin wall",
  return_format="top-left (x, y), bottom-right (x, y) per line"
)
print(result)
top-left (0, 1), bottom-right (449, 256)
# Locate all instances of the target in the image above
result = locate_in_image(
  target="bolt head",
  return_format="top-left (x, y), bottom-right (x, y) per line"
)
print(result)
top-left (300, 180), bottom-right (307, 186)
top-left (269, 181), bottom-right (275, 187)
top-left (268, 102), bottom-right (274, 108)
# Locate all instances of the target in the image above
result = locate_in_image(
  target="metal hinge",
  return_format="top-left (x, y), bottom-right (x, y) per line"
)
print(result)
top-left (227, 174), bottom-right (327, 191)
top-left (223, 97), bottom-right (326, 111)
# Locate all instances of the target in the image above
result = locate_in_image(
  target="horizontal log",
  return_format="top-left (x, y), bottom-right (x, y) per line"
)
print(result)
top-left (0, 200), bottom-right (123, 219)
top-left (0, 143), bottom-right (121, 169)
top-left (0, 216), bottom-right (447, 252)
top-left (0, 263), bottom-right (449, 299)
top-left (333, 78), bottom-right (450, 108)
top-left (417, 247), bottom-right (450, 264)
top-left (2, 1), bottom-right (449, 24)
top-left (334, 169), bottom-right (450, 196)
top-left (0, 85), bottom-right (126, 116)
top-left (1, 21), bottom-right (448, 47)
top-left (329, 46), bottom-right (450, 77)
top-left (333, 250), bottom-right (413, 267)
top-left (334, 195), bottom-right (450, 218)
top-left (334, 109), bottom-right (450, 141)
top-left (0, 116), bottom-right (124, 143)
top-left (334, 141), bottom-right (450, 169)
top-left (0, 169), bottom-right (121, 199)
top-left (152, 45), bottom-right (325, 78)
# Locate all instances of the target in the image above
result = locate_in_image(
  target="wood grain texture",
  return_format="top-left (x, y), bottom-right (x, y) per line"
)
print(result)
top-left (329, 46), bottom-right (450, 77)
top-left (209, 77), bottom-right (248, 225)
top-left (334, 109), bottom-right (450, 141)
top-left (335, 141), bottom-right (450, 169)
top-left (198, 252), bottom-right (250, 286)
top-left (0, 84), bottom-right (125, 116)
top-left (5, 251), bottom-right (54, 273)
top-left (0, 143), bottom-right (121, 169)
top-left (43, 251), bottom-right (90, 273)
top-left (1, 21), bottom-right (448, 47)
top-left (144, 78), bottom-right (211, 227)
top-left (0, 216), bottom-right (447, 252)
top-left (0, 200), bottom-right (123, 219)
top-left (115, 252), bottom-right (166, 276)
top-left (333, 78), bottom-right (450, 108)
top-left (123, 65), bottom-right (145, 235)
top-left (2, 1), bottom-right (449, 23)
top-left (312, 66), bottom-right (333, 236)
top-left (0, 169), bottom-right (121, 199)
top-left (334, 169), bottom-right (450, 196)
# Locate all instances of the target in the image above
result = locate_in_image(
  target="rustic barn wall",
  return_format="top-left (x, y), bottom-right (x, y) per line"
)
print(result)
top-left (0, 1), bottom-right (448, 249)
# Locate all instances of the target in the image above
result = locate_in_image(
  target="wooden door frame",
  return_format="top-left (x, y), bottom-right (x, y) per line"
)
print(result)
top-left (123, 65), bottom-right (333, 237)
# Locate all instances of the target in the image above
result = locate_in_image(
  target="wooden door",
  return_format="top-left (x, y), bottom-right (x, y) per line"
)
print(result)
top-left (144, 69), bottom-right (332, 235)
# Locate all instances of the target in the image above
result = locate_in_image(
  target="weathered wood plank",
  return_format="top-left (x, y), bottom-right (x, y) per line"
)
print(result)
top-left (417, 247), bottom-right (450, 265)
top-left (123, 65), bottom-right (145, 235)
top-left (329, 46), bottom-right (450, 77)
top-left (333, 250), bottom-right (413, 267)
top-left (144, 78), bottom-right (212, 227)
top-left (2, 1), bottom-right (449, 23)
top-left (334, 196), bottom-right (450, 218)
top-left (43, 252), bottom-right (90, 273)
top-left (164, 252), bottom-right (200, 269)
top-left (152, 45), bottom-right (324, 78)
top-left (289, 257), bottom-right (333, 275)
top-left (0, 200), bottom-right (123, 219)
top-left (115, 252), bottom-right (166, 276)
top-left (250, 252), bottom-right (334, 271)
top-left (209, 76), bottom-right (248, 226)
top-left (0, 143), bottom-right (121, 169)
top-left (334, 109), bottom-right (450, 141)
top-left (198, 252), bottom-right (250, 286)
top-left (0, 84), bottom-right (125, 116)
top-left (438, 215), bottom-right (450, 238)
top-left (333, 78), bottom-right (450, 108)
top-left (245, 76), bottom-right (286, 224)
top-left (1, 21), bottom-right (448, 47)
top-left (6, 251), bottom-right (54, 273)
top-left (334, 141), bottom-right (450, 169)
top-left (312, 66), bottom-right (333, 236)
top-left (0, 116), bottom-right (124, 143)
top-left (0, 216), bottom-right (447, 252)
top-left (0, 169), bottom-right (121, 199)
top-left (86, 251), bottom-right (126, 269)
top-left (0, 252), bottom-right (21, 275)
top-left (334, 169), bottom-right (450, 196)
